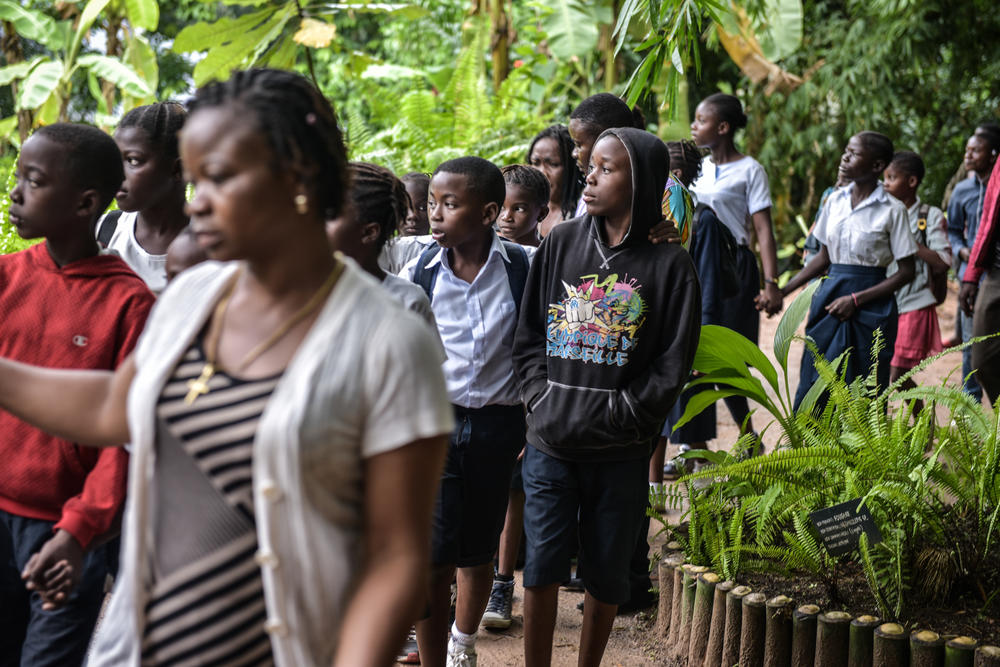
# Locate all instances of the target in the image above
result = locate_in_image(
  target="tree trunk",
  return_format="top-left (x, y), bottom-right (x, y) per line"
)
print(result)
top-left (101, 17), bottom-right (123, 112)
top-left (815, 612), bottom-right (852, 667)
top-left (975, 646), bottom-right (1000, 667)
top-left (689, 573), bottom-right (720, 666)
top-left (740, 592), bottom-right (767, 667)
top-left (946, 637), bottom-right (978, 667)
top-left (723, 586), bottom-right (753, 667)
top-left (705, 582), bottom-right (735, 667)
top-left (488, 0), bottom-right (508, 91)
top-left (763, 595), bottom-right (793, 667)
top-left (791, 605), bottom-right (820, 667)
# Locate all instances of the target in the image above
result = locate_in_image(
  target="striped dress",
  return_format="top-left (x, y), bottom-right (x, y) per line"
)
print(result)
top-left (141, 340), bottom-right (280, 666)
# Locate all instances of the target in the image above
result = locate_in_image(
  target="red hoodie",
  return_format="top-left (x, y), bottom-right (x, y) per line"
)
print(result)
top-left (0, 243), bottom-right (153, 549)
top-left (964, 160), bottom-right (1000, 284)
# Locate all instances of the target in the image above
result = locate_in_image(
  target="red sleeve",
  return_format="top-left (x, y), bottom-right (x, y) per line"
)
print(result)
top-left (54, 289), bottom-right (154, 549)
top-left (965, 161), bottom-right (1000, 284)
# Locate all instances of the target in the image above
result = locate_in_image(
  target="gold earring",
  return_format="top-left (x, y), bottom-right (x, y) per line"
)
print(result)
top-left (294, 193), bottom-right (308, 215)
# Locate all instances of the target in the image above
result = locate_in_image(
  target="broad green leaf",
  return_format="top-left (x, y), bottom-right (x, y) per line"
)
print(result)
top-left (264, 35), bottom-right (298, 70)
top-left (687, 372), bottom-right (773, 408)
top-left (17, 61), bottom-right (62, 111)
top-left (173, 8), bottom-right (275, 53)
top-left (773, 279), bottom-right (821, 371)
top-left (538, 0), bottom-right (603, 61)
top-left (190, 6), bottom-right (293, 85)
top-left (77, 55), bottom-right (153, 97)
top-left (670, 46), bottom-right (684, 75)
top-left (124, 0), bottom-right (159, 31)
top-left (77, 0), bottom-right (112, 39)
top-left (35, 90), bottom-right (62, 125)
top-left (758, 0), bottom-right (802, 62)
top-left (87, 70), bottom-right (108, 115)
top-left (0, 58), bottom-right (42, 87)
top-left (672, 388), bottom-right (740, 430)
top-left (0, 1), bottom-right (61, 46)
top-left (123, 34), bottom-right (159, 95)
top-left (695, 324), bottom-right (780, 392)
top-left (0, 116), bottom-right (17, 141)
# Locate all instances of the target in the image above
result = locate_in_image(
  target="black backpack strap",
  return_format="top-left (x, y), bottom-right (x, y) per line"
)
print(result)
top-left (411, 243), bottom-right (442, 303)
top-left (916, 203), bottom-right (931, 245)
top-left (97, 209), bottom-right (123, 248)
top-left (499, 240), bottom-right (530, 315)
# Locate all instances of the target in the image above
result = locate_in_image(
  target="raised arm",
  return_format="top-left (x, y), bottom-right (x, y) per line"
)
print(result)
top-left (0, 353), bottom-right (135, 448)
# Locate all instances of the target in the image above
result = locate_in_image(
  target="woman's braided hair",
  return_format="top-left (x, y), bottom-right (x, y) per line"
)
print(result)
top-left (187, 68), bottom-right (349, 221)
top-left (118, 101), bottom-right (187, 162)
top-left (348, 161), bottom-right (408, 252)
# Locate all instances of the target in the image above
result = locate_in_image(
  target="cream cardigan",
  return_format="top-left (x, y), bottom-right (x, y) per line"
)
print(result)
top-left (88, 259), bottom-right (453, 666)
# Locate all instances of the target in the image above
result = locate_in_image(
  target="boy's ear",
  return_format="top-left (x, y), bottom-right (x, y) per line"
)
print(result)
top-left (360, 221), bottom-right (381, 246)
top-left (872, 160), bottom-right (887, 176)
top-left (536, 204), bottom-right (549, 223)
top-left (76, 189), bottom-right (102, 219)
top-left (717, 120), bottom-right (731, 137)
top-left (907, 174), bottom-right (919, 190)
top-left (482, 201), bottom-right (500, 227)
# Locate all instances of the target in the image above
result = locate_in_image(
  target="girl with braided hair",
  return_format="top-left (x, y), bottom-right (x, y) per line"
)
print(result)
top-left (0, 68), bottom-right (453, 666)
top-left (327, 161), bottom-right (436, 327)
top-left (98, 101), bottom-right (189, 294)
top-left (527, 125), bottom-right (583, 238)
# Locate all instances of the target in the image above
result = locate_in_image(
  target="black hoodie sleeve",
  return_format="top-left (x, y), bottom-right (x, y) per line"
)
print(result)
top-left (513, 236), bottom-right (550, 409)
top-left (613, 259), bottom-right (701, 436)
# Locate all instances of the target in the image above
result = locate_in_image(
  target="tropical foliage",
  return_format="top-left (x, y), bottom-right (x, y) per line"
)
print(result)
top-left (661, 288), bottom-right (1000, 621)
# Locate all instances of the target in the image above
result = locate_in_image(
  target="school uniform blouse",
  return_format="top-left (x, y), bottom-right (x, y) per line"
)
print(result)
top-left (813, 183), bottom-right (918, 267)
top-left (87, 258), bottom-right (454, 667)
top-left (690, 155), bottom-right (772, 246)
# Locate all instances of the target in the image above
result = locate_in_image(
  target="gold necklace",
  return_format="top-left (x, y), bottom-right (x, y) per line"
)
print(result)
top-left (185, 259), bottom-right (345, 404)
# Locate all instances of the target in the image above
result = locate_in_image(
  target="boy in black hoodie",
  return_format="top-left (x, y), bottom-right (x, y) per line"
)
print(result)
top-left (513, 127), bottom-right (700, 666)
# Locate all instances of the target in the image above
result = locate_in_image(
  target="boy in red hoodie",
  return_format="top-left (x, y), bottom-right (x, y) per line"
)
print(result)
top-left (0, 123), bottom-right (154, 665)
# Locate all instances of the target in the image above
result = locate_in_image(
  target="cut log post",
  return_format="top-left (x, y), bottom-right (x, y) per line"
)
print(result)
top-left (665, 564), bottom-right (686, 649)
top-left (815, 611), bottom-right (852, 667)
top-left (764, 595), bottom-right (793, 667)
top-left (674, 565), bottom-right (708, 658)
top-left (689, 573), bottom-right (720, 666)
top-left (873, 623), bottom-right (909, 667)
top-left (791, 605), bottom-right (820, 667)
top-left (740, 592), bottom-right (767, 667)
top-left (705, 581), bottom-right (735, 667)
top-left (723, 585), bottom-right (753, 667)
top-left (656, 553), bottom-right (684, 636)
top-left (975, 646), bottom-right (1000, 667)
top-left (910, 630), bottom-right (945, 667)
top-left (946, 637), bottom-right (978, 667)
top-left (848, 615), bottom-right (880, 667)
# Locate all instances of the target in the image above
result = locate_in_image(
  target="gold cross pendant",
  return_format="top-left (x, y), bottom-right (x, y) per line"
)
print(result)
top-left (185, 363), bottom-right (215, 405)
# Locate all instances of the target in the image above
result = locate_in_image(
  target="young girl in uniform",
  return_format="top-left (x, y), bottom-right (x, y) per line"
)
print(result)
top-left (527, 125), bottom-right (583, 239)
top-left (99, 102), bottom-right (189, 294)
top-left (0, 68), bottom-right (453, 666)
top-left (781, 132), bottom-right (917, 409)
top-left (690, 93), bottom-right (781, 437)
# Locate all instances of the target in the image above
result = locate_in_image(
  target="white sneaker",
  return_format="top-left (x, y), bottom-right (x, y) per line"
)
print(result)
top-left (446, 635), bottom-right (477, 667)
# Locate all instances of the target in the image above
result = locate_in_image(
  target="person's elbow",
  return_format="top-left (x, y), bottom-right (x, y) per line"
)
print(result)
top-left (896, 256), bottom-right (917, 283)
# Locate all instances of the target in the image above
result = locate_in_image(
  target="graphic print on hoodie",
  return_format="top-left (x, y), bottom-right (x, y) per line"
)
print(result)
top-left (514, 127), bottom-right (702, 462)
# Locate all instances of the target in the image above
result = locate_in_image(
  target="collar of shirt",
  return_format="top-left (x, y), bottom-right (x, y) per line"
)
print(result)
top-left (426, 230), bottom-right (511, 274)
top-left (834, 181), bottom-right (891, 213)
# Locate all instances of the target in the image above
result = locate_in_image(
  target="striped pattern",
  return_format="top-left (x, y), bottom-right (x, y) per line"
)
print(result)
top-left (141, 342), bottom-right (280, 666)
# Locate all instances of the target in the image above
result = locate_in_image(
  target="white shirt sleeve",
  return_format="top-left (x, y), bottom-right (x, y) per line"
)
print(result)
top-left (926, 207), bottom-right (952, 264)
top-left (360, 312), bottom-right (453, 459)
top-left (812, 196), bottom-right (832, 247)
top-left (887, 205), bottom-right (919, 260)
top-left (745, 160), bottom-right (772, 216)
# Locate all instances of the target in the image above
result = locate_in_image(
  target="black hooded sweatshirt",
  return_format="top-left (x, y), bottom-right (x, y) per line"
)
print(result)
top-left (513, 127), bottom-right (701, 462)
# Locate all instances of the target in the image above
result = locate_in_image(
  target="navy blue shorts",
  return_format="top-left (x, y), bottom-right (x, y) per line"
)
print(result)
top-left (431, 404), bottom-right (524, 568)
top-left (521, 444), bottom-right (648, 605)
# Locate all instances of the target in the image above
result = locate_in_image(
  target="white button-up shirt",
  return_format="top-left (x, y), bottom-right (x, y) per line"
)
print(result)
top-left (402, 233), bottom-right (528, 408)
top-left (814, 182), bottom-right (918, 267)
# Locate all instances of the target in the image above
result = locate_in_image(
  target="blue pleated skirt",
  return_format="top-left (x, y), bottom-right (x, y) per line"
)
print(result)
top-left (793, 264), bottom-right (897, 410)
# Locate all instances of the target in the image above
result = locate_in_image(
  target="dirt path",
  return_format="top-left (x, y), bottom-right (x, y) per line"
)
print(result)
top-left (466, 285), bottom-right (970, 665)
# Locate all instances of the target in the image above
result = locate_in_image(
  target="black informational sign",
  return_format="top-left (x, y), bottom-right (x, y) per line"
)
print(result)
top-left (808, 498), bottom-right (882, 557)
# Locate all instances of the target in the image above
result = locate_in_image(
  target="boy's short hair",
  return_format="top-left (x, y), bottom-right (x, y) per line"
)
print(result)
top-left (401, 172), bottom-right (430, 189)
top-left (35, 123), bottom-right (124, 212)
top-left (501, 164), bottom-right (550, 208)
top-left (856, 131), bottom-right (894, 170)
top-left (890, 150), bottom-right (925, 183)
top-left (975, 123), bottom-right (1000, 154)
top-left (570, 93), bottom-right (638, 133)
top-left (433, 156), bottom-right (505, 208)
